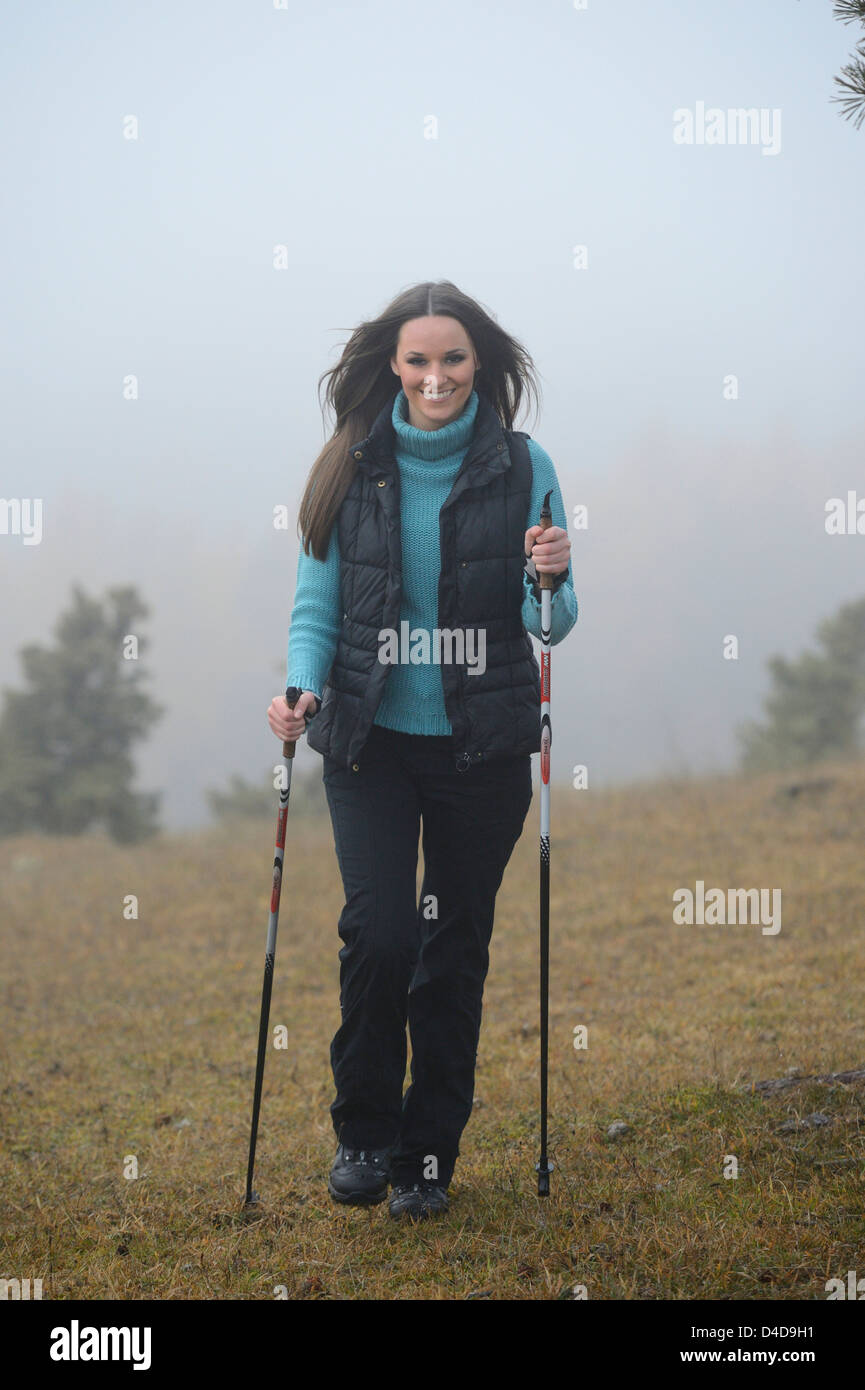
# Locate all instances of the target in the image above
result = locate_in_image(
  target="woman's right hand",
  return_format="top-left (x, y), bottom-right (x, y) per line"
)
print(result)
top-left (267, 690), bottom-right (319, 743)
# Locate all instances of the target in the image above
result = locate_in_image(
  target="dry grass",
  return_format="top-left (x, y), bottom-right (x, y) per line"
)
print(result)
top-left (1, 756), bottom-right (864, 1300)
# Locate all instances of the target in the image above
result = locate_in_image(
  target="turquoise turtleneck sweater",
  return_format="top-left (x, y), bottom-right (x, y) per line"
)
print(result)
top-left (287, 388), bottom-right (578, 736)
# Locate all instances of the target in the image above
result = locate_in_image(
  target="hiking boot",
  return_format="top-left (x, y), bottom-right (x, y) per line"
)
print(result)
top-left (327, 1143), bottom-right (392, 1206)
top-left (388, 1181), bottom-right (449, 1221)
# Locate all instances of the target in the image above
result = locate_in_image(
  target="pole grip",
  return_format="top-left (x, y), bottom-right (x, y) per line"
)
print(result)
top-left (283, 686), bottom-right (301, 760)
top-left (538, 488), bottom-right (555, 591)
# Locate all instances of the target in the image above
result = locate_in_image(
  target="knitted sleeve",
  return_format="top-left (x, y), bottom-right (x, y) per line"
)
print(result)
top-left (286, 522), bottom-right (341, 701)
top-left (521, 438), bottom-right (578, 646)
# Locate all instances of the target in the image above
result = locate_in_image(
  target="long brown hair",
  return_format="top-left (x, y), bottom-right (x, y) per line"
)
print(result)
top-left (297, 280), bottom-right (542, 559)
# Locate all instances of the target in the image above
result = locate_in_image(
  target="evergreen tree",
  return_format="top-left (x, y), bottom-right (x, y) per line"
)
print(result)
top-left (737, 596), bottom-right (865, 772)
top-left (832, 0), bottom-right (865, 129)
top-left (0, 584), bottom-right (164, 842)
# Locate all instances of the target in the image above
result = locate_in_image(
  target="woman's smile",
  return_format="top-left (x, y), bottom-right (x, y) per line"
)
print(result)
top-left (422, 385), bottom-right (455, 401)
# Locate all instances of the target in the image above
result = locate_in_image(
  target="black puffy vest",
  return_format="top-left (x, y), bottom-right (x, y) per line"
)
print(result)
top-left (305, 389), bottom-right (542, 774)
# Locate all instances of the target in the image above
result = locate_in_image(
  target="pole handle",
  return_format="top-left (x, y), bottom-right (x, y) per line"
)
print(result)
top-left (538, 488), bottom-right (555, 591)
top-left (283, 686), bottom-right (303, 759)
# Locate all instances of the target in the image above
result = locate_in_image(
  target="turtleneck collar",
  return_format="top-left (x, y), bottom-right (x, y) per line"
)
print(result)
top-left (391, 388), bottom-right (479, 462)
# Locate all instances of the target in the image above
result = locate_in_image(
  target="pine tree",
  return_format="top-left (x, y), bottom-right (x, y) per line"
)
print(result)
top-left (832, 0), bottom-right (865, 129)
top-left (0, 584), bottom-right (164, 842)
top-left (737, 596), bottom-right (865, 772)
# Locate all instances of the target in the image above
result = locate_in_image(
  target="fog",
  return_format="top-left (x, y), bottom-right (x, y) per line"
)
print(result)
top-left (2, 0), bottom-right (863, 827)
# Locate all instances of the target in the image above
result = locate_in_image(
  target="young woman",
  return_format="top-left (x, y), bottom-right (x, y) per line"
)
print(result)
top-left (267, 280), bottom-right (577, 1221)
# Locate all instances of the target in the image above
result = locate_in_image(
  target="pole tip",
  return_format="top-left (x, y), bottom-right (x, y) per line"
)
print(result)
top-left (535, 1160), bottom-right (553, 1197)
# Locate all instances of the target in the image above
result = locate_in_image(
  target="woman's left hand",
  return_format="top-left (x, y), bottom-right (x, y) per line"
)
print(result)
top-left (524, 525), bottom-right (571, 577)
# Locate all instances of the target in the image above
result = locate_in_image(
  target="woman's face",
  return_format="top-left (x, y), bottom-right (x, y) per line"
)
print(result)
top-left (390, 316), bottom-right (479, 430)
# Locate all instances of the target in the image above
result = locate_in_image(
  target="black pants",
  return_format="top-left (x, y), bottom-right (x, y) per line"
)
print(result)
top-left (322, 722), bottom-right (533, 1188)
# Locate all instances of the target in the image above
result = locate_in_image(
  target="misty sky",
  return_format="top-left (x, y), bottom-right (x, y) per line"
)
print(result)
top-left (2, 0), bottom-right (863, 828)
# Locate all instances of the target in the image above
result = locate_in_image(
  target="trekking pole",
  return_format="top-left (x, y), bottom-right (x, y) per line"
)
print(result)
top-left (243, 685), bottom-right (304, 1208)
top-left (535, 489), bottom-right (554, 1197)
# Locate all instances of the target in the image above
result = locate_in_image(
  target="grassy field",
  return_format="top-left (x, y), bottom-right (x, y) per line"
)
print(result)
top-left (1, 755), bottom-right (864, 1301)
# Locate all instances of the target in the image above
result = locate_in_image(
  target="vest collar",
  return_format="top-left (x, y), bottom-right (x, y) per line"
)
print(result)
top-left (348, 388), bottom-right (512, 492)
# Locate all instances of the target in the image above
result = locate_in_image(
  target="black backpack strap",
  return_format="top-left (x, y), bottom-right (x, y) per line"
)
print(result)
top-left (505, 428), bottom-right (532, 480)
top-left (506, 429), bottom-right (538, 594)
top-left (507, 429), bottom-right (568, 598)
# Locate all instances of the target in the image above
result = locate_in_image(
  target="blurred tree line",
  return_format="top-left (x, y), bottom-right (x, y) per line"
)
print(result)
top-left (735, 595), bottom-right (865, 774)
top-left (1, 584), bottom-right (864, 843)
top-left (204, 768), bottom-right (327, 823)
top-left (0, 583), bottom-right (325, 843)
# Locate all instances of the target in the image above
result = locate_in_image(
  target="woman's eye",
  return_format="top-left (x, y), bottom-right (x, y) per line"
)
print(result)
top-left (408, 356), bottom-right (464, 365)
